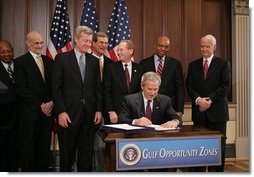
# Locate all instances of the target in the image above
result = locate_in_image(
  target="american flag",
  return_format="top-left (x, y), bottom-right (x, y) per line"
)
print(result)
top-left (46, 0), bottom-right (72, 59)
top-left (107, 0), bottom-right (131, 62)
top-left (80, 0), bottom-right (99, 33)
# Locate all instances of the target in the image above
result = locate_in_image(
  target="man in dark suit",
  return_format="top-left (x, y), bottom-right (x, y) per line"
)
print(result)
top-left (0, 40), bottom-right (19, 172)
top-left (119, 71), bottom-right (182, 128)
top-left (91, 32), bottom-right (112, 172)
top-left (14, 31), bottom-right (54, 172)
top-left (104, 40), bottom-right (142, 124)
top-left (186, 34), bottom-right (231, 172)
top-left (139, 35), bottom-right (185, 118)
top-left (52, 26), bottom-right (103, 172)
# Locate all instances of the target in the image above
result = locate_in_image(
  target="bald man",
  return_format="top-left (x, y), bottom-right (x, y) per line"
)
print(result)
top-left (140, 35), bottom-right (185, 118)
top-left (14, 31), bottom-right (54, 172)
top-left (0, 40), bottom-right (19, 171)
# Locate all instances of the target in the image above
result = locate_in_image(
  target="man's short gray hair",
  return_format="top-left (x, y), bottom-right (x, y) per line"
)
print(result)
top-left (74, 26), bottom-right (93, 39)
top-left (201, 34), bottom-right (217, 46)
top-left (141, 72), bottom-right (161, 86)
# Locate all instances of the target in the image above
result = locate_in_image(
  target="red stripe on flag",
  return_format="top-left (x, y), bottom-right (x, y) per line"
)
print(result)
top-left (109, 49), bottom-right (118, 62)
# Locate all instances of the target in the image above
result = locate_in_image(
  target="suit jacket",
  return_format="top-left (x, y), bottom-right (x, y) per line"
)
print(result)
top-left (103, 61), bottom-right (142, 122)
top-left (185, 56), bottom-right (231, 123)
top-left (140, 55), bottom-right (185, 113)
top-left (101, 55), bottom-right (112, 80)
top-left (0, 80), bottom-right (8, 94)
top-left (0, 61), bottom-right (17, 129)
top-left (14, 52), bottom-right (54, 122)
top-left (0, 62), bottom-right (15, 103)
top-left (118, 92), bottom-right (182, 125)
top-left (52, 50), bottom-right (103, 126)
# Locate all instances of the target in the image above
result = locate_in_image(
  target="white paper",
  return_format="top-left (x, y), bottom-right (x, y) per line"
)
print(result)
top-left (146, 124), bottom-right (178, 131)
top-left (103, 124), bottom-right (145, 130)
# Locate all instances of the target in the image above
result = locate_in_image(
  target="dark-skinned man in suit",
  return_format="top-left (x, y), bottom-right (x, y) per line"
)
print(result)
top-left (139, 35), bottom-right (185, 119)
top-left (0, 40), bottom-right (19, 171)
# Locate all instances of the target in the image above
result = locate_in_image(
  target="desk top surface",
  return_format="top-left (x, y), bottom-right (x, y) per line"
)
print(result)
top-left (100, 125), bottom-right (223, 143)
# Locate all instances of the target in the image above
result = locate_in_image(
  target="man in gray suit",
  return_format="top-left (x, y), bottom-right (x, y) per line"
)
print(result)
top-left (52, 26), bottom-right (103, 172)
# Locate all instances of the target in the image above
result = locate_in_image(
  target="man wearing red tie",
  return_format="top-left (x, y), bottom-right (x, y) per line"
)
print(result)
top-left (186, 34), bottom-right (231, 172)
top-left (118, 71), bottom-right (181, 128)
top-left (139, 35), bottom-right (185, 119)
top-left (103, 40), bottom-right (142, 124)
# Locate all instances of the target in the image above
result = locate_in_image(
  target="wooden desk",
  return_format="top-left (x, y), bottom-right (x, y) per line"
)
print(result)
top-left (100, 125), bottom-right (224, 172)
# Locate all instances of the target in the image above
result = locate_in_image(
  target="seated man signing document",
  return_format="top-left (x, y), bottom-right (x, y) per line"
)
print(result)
top-left (118, 71), bottom-right (182, 128)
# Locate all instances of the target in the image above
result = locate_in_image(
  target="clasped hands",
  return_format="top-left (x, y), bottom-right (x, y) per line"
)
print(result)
top-left (197, 97), bottom-right (212, 112)
top-left (40, 100), bottom-right (53, 117)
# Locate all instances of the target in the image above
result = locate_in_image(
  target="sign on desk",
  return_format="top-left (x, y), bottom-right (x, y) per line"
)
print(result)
top-left (116, 136), bottom-right (221, 171)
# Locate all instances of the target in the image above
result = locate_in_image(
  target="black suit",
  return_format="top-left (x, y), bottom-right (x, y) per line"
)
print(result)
top-left (14, 52), bottom-right (54, 171)
top-left (140, 55), bottom-right (185, 113)
top-left (0, 80), bottom-right (8, 94)
top-left (52, 50), bottom-right (103, 171)
top-left (103, 61), bottom-right (142, 124)
top-left (186, 56), bottom-right (231, 171)
top-left (119, 92), bottom-right (182, 126)
top-left (100, 55), bottom-right (113, 121)
top-left (93, 54), bottom-right (112, 172)
top-left (0, 61), bottom-right (19, 171)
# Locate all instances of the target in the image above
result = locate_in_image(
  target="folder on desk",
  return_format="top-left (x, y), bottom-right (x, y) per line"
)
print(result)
top-left (101, 124), bottom-right (155, 134)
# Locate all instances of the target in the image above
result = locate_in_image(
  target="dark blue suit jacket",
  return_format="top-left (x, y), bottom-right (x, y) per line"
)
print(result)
top-left (14, 52), bottom-right (54, 122)
top-left (52, 50), bottom-right (103, 126)
top-left (140, 55), bottom-right (185, 113)
top-left (0, 61), bottom-right (17, 129)
top-left (103, 61), bottom-right (142, 118)
top-left (186, 56), bottom-right (231, 123)
top-left (118, 92), bottom-right (182, 126)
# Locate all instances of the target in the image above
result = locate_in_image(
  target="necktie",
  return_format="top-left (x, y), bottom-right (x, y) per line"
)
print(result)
top-left (36, 55), bottom-right (45, 81)
top-left (157, 58), bottom-right (163, 76)
top-left (7, 63), bottom-right (14, 83)
top-left (99, 57), bottom-right (103, 81)
top-left (124, 64), bottom-right (130, 92)
top-left (203, 59), bottom-right (208, 79)
top-left (145, 100), bottom-right (152, 120)
top-left (79, 54), bottom-right (86, 81)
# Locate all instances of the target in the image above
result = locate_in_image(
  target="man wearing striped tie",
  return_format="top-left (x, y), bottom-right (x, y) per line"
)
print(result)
top-left (139, 35), bottom-right (185, 120)
top-left (0, 40), bottom-right (19, 171)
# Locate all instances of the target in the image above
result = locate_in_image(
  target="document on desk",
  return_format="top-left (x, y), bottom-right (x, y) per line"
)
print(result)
top-left (146, 124), bottom-right (179, 131)
top-left (101, 124), bottom-right (155, 134)
top-left (103, 124), bottom-right (145, 130)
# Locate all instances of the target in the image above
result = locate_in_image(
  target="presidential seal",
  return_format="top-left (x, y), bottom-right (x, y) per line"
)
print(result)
top-left (119, 144), bottom-right (142, 166)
